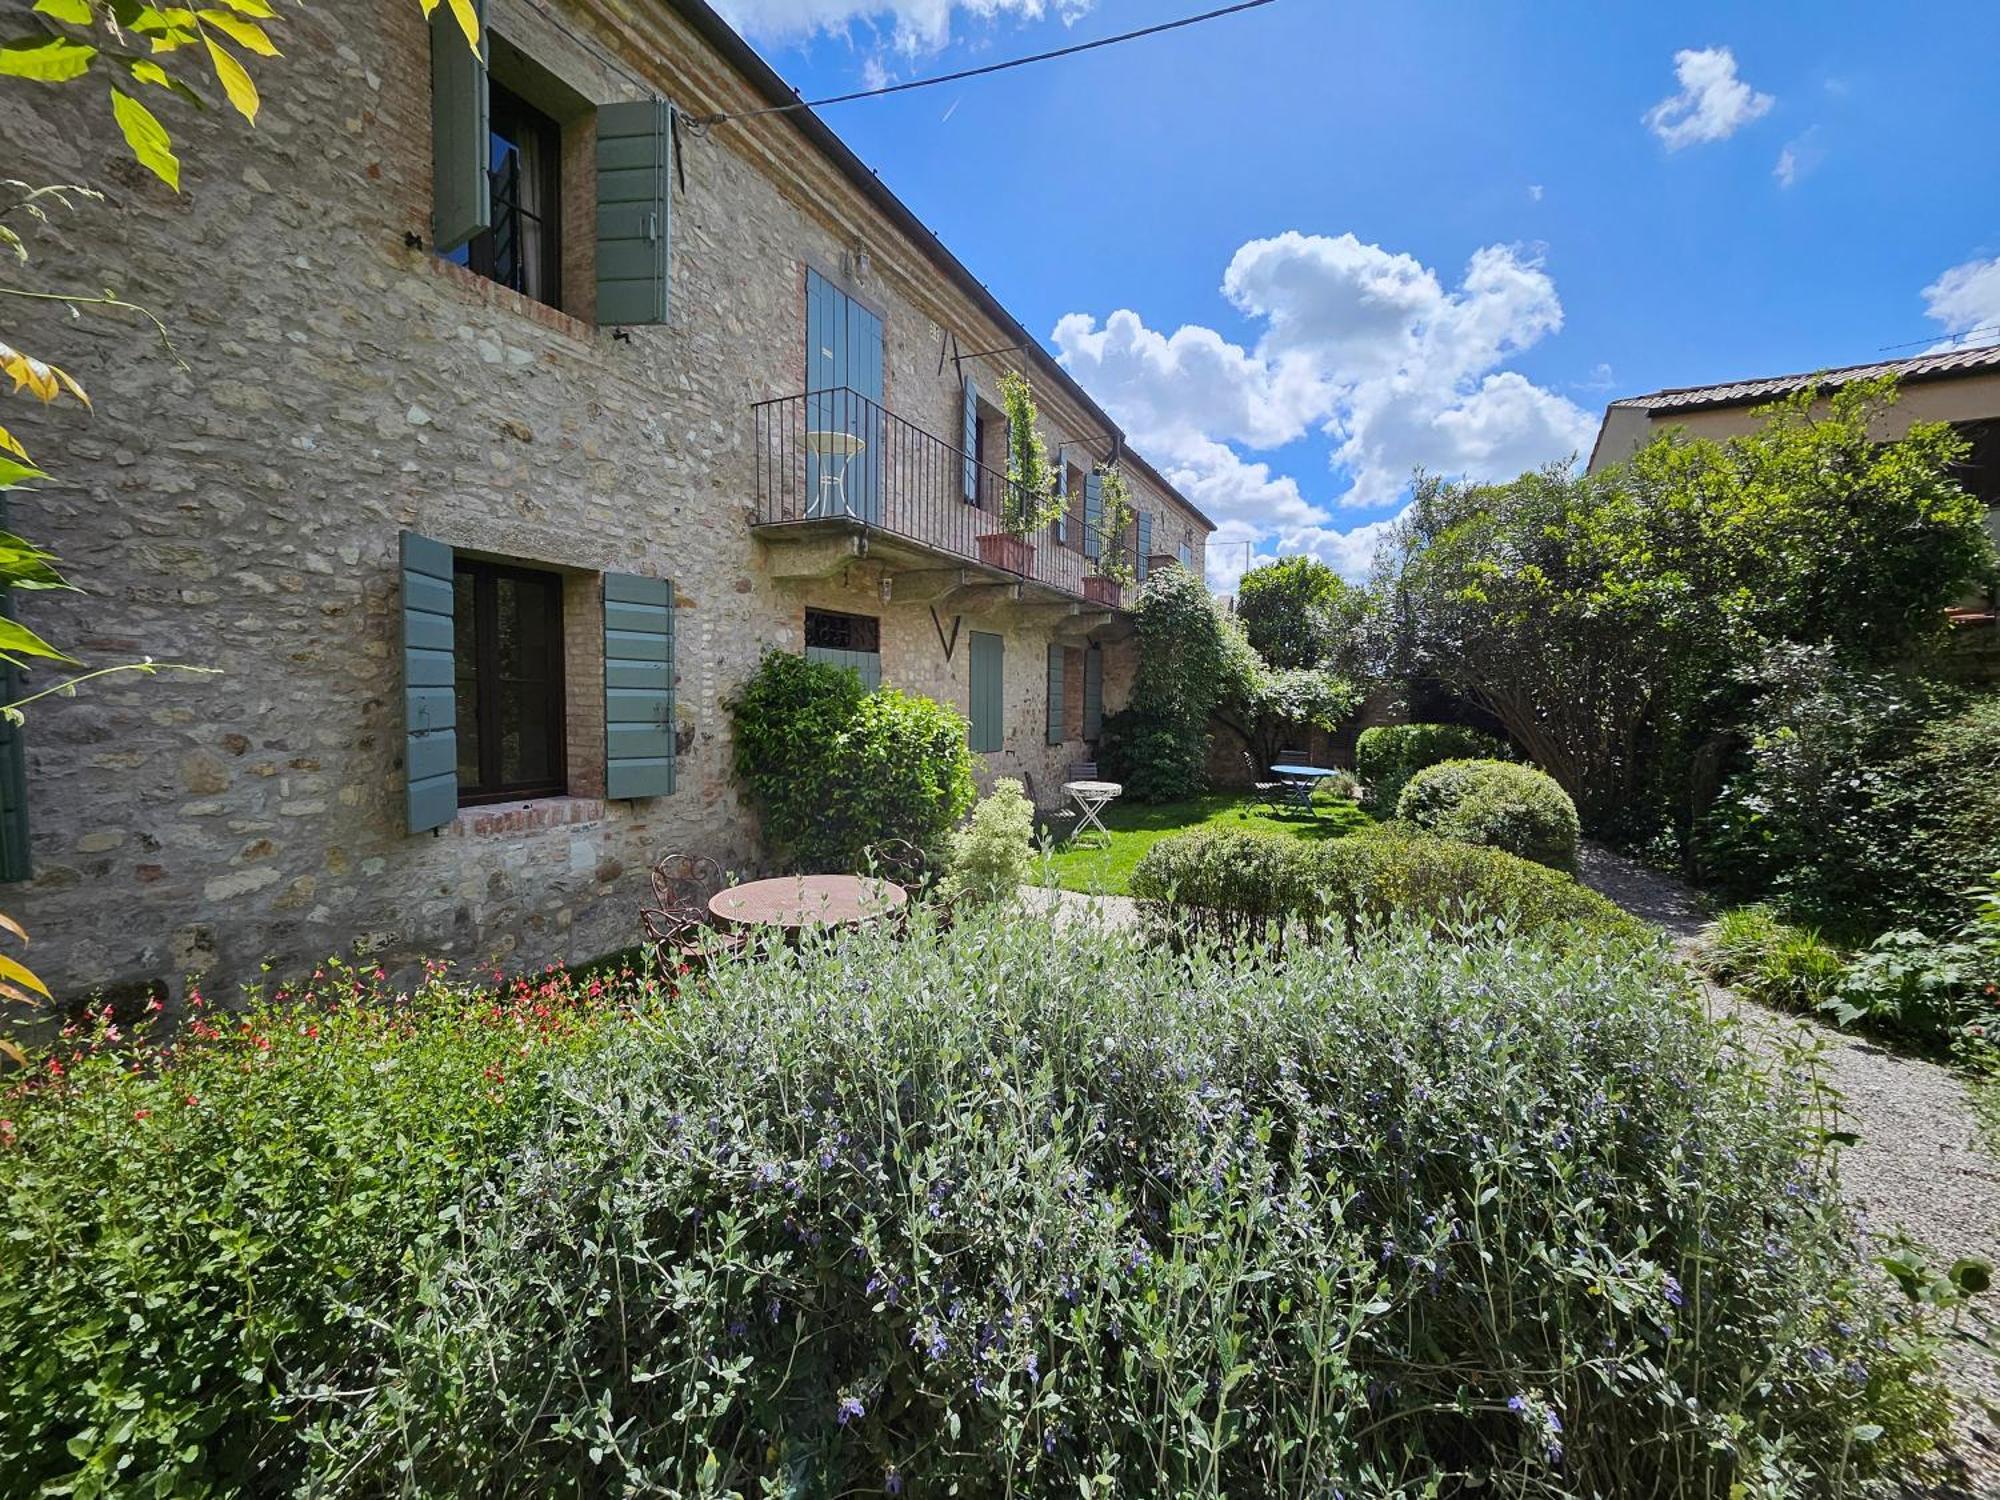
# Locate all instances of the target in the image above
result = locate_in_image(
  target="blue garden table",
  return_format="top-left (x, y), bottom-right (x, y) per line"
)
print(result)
top-left (1268, 763), bottom-right (1339, 816)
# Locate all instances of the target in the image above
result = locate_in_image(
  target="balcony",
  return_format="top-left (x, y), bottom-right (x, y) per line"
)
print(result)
top-left (750, 387), bottom-right (1135, 616)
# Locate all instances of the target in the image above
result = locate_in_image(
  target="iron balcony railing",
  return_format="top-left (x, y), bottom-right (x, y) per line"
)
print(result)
top-left (751, 386), bottom-right (1137, 601)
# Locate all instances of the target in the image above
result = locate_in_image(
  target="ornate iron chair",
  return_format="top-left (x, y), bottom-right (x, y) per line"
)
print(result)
top-left (639, 852), bottom-right (744, 967)
top-left (1243, 750), bottom-right (1293, 816)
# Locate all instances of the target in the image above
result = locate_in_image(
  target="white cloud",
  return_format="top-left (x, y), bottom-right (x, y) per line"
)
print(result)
top-left (1055, 231), bottom-right (1594, 588)
top-left (1643, 46), bottom-right (1774, 149)
top-left (1773, 127), bottom-right (1823, 188)
top-left (1527, 183), bottom-right (1544, 202)
top-left (714, 0), bottom-right (1089, 54)
top-left (1923, 254), bottom-right (2000, 347)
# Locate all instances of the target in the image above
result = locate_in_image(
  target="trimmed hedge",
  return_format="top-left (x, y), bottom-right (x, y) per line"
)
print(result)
top-left (1130, 826), bottom-right (1640, 948)
top-left (1397, 758), bottom-right (1581, 870)
top-left (1356, 722), bottom-right (1510, 810)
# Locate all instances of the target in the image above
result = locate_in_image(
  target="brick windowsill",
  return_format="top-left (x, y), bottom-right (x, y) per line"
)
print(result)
top-left (451, 796), bottom-right (606, 837)
top-left (426, 255), bottom-right (597, 343)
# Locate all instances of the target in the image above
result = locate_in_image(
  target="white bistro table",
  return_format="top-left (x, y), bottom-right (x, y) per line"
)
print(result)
top-left (804, 429), bottom-right (866, 518)
top-left (1061, 779), bottom-right (1123, 847)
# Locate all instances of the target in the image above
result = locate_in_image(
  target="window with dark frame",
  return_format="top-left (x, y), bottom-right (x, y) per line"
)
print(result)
top-left (444, 79), bottom-right (562, 309)
top-left (804, 608), bottom-right (880, 652)
top-left (452, 559), bottom-right (567, 804)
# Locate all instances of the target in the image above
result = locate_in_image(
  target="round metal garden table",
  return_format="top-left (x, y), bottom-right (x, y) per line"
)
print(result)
top-left (708, 873), bottom-right (907, 932)
top-left (1268, 763), bottom-right (1339, 816)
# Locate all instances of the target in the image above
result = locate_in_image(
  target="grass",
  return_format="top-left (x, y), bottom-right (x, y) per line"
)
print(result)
top-left (1036, 791), bottom-right (1372, 896)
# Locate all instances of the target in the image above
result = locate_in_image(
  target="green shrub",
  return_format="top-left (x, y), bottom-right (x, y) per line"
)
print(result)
top-left (1397, 757), bottom-right (1581, 869)
top-left (315, 917), bottom-right (1947, 1495)
top-left (943, 777), bottom-right (1037, 906)
top-left (1695, 905), bottom-right (1848, 1013)
top-left (729, 650), bottom-right (976, 870)
top-left (1876, 693), bottom-right (2000, 928)
top-left (0, 960), bottom-right (640, 1497)
top-left (1830, 874), bottom-right (2000, 1048)
top-left (1131, 826), bottom-right (1638, 948)
top-left (1355, 722), bottom-right (1510, 810)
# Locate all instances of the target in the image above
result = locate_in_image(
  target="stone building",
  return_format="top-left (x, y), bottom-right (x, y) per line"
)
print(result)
top-left (0, 0), bottom-right (1213, 1000)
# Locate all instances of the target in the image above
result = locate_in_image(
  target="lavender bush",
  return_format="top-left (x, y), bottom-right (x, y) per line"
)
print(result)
top-left (315, 917), bottom-right (1947, 1496)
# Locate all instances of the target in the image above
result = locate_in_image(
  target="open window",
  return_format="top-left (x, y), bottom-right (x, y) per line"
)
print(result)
top-left (429, 2), bottom-right (673, 326)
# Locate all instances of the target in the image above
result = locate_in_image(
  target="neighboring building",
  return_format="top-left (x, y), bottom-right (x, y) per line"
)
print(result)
top-left (0, 0), bottom-right (1211, 1001)
top-left (1587, 346), bottom-right (2000, 616)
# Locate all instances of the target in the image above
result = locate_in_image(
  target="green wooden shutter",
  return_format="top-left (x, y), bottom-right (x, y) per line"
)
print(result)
top-left (429, 0), bottom-right (488, 253)
top-left (962, 376), bottom-right (979, 503)
top-left (968, 630), bottom-right (1002, 753)
top-left (1082, 471), bottom-right (1103, 562)
top-left (1136, 512), bottom-right (1153, 582)
top-left (805, 645), bottom-right (881, 690)
top-left (1045, 643), bottom-right (1064, 745)
top-left (604, 572), bottom-right (675, 798)
top-left (401, 531), bottom-right (458, 833)
top-left (1053, 448), bottom-right (1068, 545)
top-left (1083, 644), bottom-right (1103, 741)
top-left (596, 99), bottom-right (672, 326)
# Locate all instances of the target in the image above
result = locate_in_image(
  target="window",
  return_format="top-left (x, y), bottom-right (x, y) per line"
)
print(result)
top-left (452, 558), bottom-right (567, 803)
top-left (805, 607), bottom-right (882, 689)
top-left (445, 80), bottom-right (562, 308)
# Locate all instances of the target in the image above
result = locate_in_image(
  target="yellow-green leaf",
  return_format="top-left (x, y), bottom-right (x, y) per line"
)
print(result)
top-left (197, 9), bottom-right (275, 54)
top-left (201, 32), bottom-right (255, 122)
top-left (121, 53), bottom-right (205, 107)
top-left (0, 458), bottom-right (48, 490)
top-left (0, 910), bottom-right (27, 946)
top-left (0, 1036), bottom-right (24, 1065)
top-left (0, 424), bottom-right (25, 462)
top-left (33, 0), bottom-right (95, 24)
top-left (131, 8), bottom-right (197, 33)
top-left (0, 34), bottom-right (97, 81)
top-left (0, 615), bottom-right (72, 666)
top-left (446, 0), bottom-right (479, 50)
top-left (216, 0), bottom-right (275, 15)
top-left (110, 84), bottom-right (180, 188)
top-left (0, 953), bottom-right (50, 1000)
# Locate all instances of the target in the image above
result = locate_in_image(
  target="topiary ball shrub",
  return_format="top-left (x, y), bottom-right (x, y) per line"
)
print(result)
top-left (1355, 722), bottom-right (1511, 810)
top-left (943, 777), bottom-right (1037, 907)
top-left (316, 917), bottom-right (1949, 1495)
top-left (1397, 758), bottom-right (1581, 870)
top-left (729, 650), bottom-right (976, 870)
top-left (1130, 826), bottom-right (1638, 950)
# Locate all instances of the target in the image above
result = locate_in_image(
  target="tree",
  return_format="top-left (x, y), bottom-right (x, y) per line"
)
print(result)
top-left (1379, 380), bottom-right (1995, 840)
top-left (1235, 555), bottom-right (1367, 673)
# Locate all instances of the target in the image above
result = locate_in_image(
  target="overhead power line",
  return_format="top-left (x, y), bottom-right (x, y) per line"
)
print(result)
top-left (685, 0), bottom-right (1282, 127)
top-left (1876, 322), bottom-right (2000, 353)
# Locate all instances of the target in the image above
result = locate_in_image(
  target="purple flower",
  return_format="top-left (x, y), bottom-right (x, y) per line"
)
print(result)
top-left (885, 1469), bottom-right (903, 1495)
top-left (837, 1395), bottom-right (865, 1427)
top-left (1507, 1394), bottom-right (1527, 1413)
top-left (1664, 1274), bottom-right (1684, 1309)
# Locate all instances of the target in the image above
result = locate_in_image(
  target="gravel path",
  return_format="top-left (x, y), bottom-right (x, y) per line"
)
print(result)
top-left (1577, 844), bottom-right (2000, 1495)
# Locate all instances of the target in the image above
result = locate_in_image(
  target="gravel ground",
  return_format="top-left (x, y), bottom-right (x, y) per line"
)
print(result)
top-left (1577, 843), bottom-right (2000, 1496)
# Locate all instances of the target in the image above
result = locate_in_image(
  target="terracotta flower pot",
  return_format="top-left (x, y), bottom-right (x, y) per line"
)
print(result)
top-left (1083, 576), bottom-right (1122, 608)
top-left (977, 532), bottom-right (1035, 575)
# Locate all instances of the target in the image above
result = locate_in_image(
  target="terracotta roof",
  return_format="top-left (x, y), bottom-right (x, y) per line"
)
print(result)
top-left (1609, 343), bottom-right (2000, 414)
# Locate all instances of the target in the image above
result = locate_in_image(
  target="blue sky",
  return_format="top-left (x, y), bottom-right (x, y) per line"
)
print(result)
top-left (713, 0), bottom-right (2000, 587)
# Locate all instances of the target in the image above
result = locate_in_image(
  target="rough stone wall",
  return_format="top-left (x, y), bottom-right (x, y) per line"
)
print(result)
top-left (0, 0), bottom-right (1198, 1003)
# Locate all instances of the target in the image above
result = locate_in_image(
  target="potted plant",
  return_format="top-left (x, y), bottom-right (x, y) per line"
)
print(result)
top-left (1084, 462), bottom-right (1137, 607)
top-left (976, 371), bottom-right (1063, 576)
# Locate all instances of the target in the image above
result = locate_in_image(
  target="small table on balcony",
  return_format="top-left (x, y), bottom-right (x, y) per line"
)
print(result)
top-left (1268, 763), bottom-right (1338, 816)
top-left (1061, 779), bottom-right (1123, 847)
top-left (805, 430), bottom-right (866, 518)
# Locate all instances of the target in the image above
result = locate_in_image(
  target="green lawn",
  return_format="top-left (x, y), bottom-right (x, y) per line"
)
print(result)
top-left (1036, 792), bottom-right (1373, 896)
